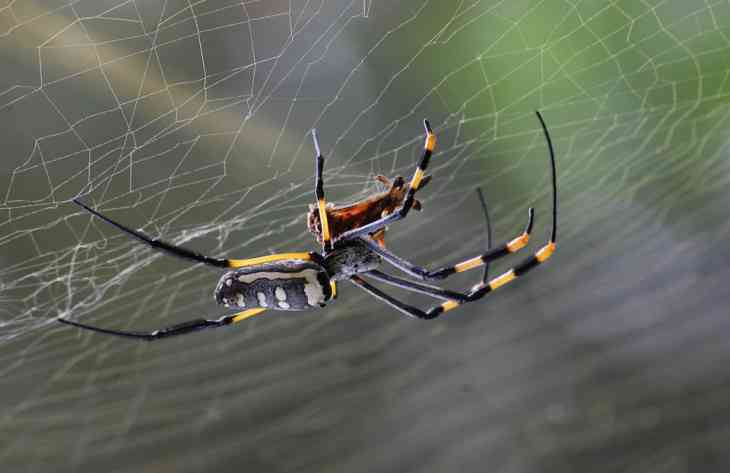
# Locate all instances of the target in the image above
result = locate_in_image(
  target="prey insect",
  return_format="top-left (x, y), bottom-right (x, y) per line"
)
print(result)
top-left (59, 112), bottom-right (557, 340)
top-left (307, 173), bottom-right (430, 248)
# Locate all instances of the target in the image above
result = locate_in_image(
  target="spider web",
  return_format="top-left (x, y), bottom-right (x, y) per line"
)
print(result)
top-left (1, 1), bottom-right (730, 472)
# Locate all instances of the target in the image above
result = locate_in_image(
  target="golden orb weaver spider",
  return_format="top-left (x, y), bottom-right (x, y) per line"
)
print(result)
top-left (58, 111), bottom-right (557, 340)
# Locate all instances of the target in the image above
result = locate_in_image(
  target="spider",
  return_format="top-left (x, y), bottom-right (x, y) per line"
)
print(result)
top-left (58, 111), bottom-right (557, 340)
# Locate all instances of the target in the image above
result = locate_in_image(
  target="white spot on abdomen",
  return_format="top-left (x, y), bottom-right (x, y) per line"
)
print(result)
top-left (304, 281), bottom-right (324, 306)
top-left (237, 293), bottom-right (245, 307)
top-left (275, 287), bottom-right (287, 301)
top-left (278, 301), bottom-right (291, 309)
top-left (236, 268), bottom-right (327, 307)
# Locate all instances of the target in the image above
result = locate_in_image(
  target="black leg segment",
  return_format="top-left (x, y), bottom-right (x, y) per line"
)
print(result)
top-left (58, 308), bottom-right (266, 341)
top-left (350, 110), bottom-right (559, 321)
top-left (363, 269), bottom-right (469, 302)
top-left (350, 276), bottom-right (442, 319)
top-left (476, 187), bottom-right (493, 283)
top-left (74, 199), bottom-right (230, 268)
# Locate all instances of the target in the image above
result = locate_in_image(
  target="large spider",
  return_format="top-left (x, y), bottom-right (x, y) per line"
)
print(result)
top-left (58, 112), bottom-right (557, 340)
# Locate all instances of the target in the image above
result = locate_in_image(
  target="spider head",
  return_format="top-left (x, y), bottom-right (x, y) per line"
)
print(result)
top-left (323, 239), bottom-right (381, 281)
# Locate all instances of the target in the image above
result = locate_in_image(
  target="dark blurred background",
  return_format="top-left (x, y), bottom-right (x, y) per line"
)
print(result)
top-left (1, 1), bottom-right (729, 472)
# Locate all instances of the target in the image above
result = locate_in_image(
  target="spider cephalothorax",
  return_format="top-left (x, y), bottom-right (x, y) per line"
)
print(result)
top-left (323, 239), bottom-right (382, 280)
top-left (59, 113), bottom-right (557, 341)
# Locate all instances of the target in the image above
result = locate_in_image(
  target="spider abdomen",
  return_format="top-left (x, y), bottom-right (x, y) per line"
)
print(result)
top-left (215, 261), bottom-right (332, 311)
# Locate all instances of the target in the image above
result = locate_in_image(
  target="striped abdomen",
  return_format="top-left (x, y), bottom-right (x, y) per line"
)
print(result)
top-left (214, 260), bottom-right (332, 311)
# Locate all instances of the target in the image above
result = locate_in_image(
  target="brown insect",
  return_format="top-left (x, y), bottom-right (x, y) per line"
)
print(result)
top-left (307, 174), bottom-right (431, 247)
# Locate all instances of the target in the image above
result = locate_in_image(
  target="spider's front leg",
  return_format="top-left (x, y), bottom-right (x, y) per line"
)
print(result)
top-left (351, 110), bottom-right (559, 320)
top-left (312, 129), bottom-right (333, 254)
top-left (310, 129), bottom-right (339, 298)
top-left (336, 120), bottom-right (436, 241)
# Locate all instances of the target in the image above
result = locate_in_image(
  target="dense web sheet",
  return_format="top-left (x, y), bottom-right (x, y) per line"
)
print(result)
top-left (1, 1), bottom-right (730, 472)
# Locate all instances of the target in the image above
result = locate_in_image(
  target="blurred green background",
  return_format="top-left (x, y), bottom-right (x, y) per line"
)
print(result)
top-left (1, 1), bottom-right (729, 472)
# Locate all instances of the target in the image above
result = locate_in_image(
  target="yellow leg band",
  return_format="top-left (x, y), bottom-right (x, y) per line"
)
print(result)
top-left (441, 300), bottom-right (460, 312)
top-left (489, 270), bottom-right (516, 290)
top-left (318, 199), bottom-right (331, 243)
top-left (425, 133), bottom-right (436, 151)
top-left (506, 232), bottom-right (530, 252)
top-left (536, 242), bottom-right (556, 262)
top-left (455, 256), bottom-right (484, 272)
top-left (410, 168), bottom-right (425, 190)
top-left (330, 281), bottom-right (337, 299)
top-left (228, 252), bottom-right (311, 268)
top-left (231, 308), bottom-right (266, 323)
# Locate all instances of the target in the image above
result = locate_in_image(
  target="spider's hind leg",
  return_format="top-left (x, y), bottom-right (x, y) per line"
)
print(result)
top-left (357, 206), bottom-right (535, 281)
top-left (73, 199), bottom-right (231, 268)
top-left (352, 110), bottom-right (560, 320)
top-left (58, 308), bottom-right (266, 340)
top-left (349, 239), bottom-right (555, 320)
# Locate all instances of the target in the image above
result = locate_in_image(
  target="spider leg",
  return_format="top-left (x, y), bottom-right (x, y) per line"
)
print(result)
top-left (429, 241), bottom-right (556, 317)
top-left (312, 129), bottom-right (333, 253)
top-left (57, 308), bottom-right (266, 340)
top-left (311, 129), bottom-right (343, 298)
top-left (358, 207), bottom-right (534, 281)
top-left (73, 199), bottom-right (314, 269)
top-left (336, 120), bottom-right (436, 241)
top-left (350, 241), bottom-right (555, 319)
top-left (352, 110), bottom-right (559, 319)
top-left (74, 199), bottom-right (229, 268)
top-left (349, 276), bottom-right (441, 319)
top-left (476, 187), bottom-right (493, 283)
top-left (363, 269), bottom-right (469, 302)
top-left (358, 186), bottom-right (494, 303)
